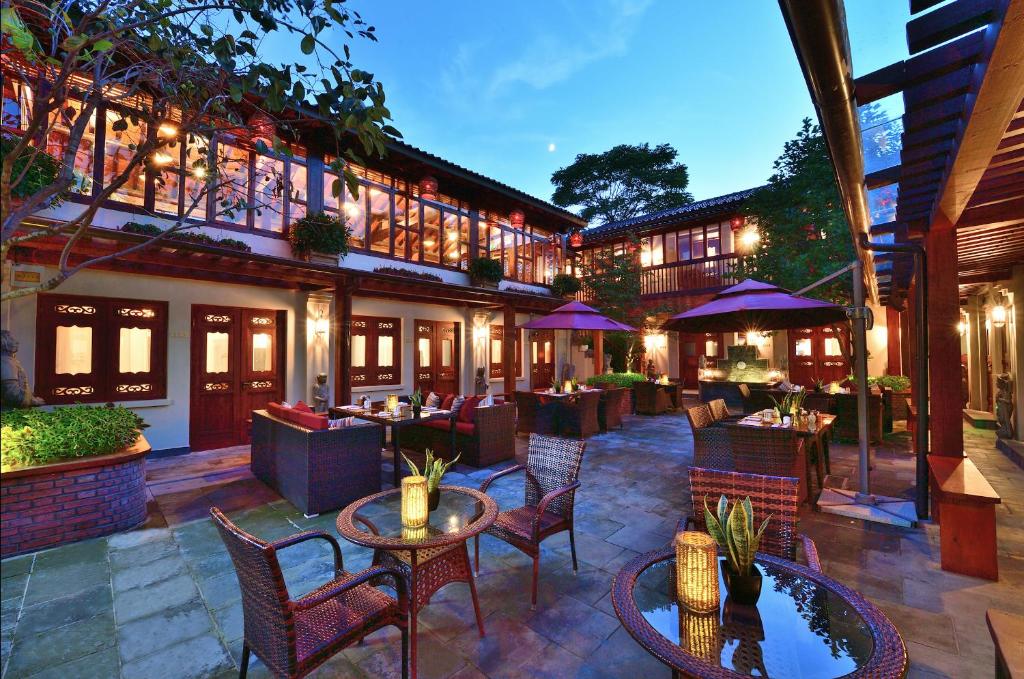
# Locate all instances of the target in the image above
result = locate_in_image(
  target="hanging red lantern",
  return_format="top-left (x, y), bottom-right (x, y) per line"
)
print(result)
top-left (730, 216), bottom-right (745, 230)
top-left (509, 209), bottom-right (526, 227)
top-left (568, 231), bottom-right (583, 248)
top-left (248, 111), bottom-right (276, 146)
top-left (418, 176), bottom-right (438, 200)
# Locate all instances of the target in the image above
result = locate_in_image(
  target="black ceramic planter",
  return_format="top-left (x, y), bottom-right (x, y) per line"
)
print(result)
top-left (428, 487), bottom-right (440, 511)
top-left (722, 563), bottom-right (763, 605)
top-left (412, 405), bottom-right (422, 419)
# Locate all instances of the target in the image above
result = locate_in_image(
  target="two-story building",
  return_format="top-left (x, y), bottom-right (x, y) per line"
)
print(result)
top-left (1, 75), bottom-right (586, 455)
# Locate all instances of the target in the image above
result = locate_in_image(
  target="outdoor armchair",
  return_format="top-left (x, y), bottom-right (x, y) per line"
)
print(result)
top-left (475, 433), bottom-right (586, 609)
top-left (210, 507), bottom-right (409, 679)
top-left (634, 381), bottom-right (671, 415)
top-left (598, 387), bottom-right (626, 431)
top-left (513, 391), bottom-right (560, 436)
top-left (559, 390), bottom-right (601, 438)
top-left (686, 404), bottom-right (734, 470)
top-left (726, 423), bottom-right (809, 502)
top-left (707, 398), bottom-right (742, 422)
top-left (680, 467), bottom-right (821, 571)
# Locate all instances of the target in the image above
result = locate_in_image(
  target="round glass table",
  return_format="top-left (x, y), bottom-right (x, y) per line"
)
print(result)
top-left (611, 549), bottom-right (907, 679)
top-left (337, 486), bottom-right (497, 679)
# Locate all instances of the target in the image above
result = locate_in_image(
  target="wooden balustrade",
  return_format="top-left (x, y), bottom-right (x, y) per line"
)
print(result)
top-left (576, 254), bottom-right (738, 301)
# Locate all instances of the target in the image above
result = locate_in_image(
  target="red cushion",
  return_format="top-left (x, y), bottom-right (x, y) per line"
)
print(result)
top-left (458, 396), bottom-right (481, 423)
top-left (266, 402), bottom-right (287, 419)
top-left (293, 401), bottom-right (313, 413)
top-left (288, 410), bottom-right (328, 431)
top-left (441, 394), bottom-right (456, 411)
top-left (454, 421), bottom-right (475, 436)
top-left (421, 420), bottom-right (451, 432)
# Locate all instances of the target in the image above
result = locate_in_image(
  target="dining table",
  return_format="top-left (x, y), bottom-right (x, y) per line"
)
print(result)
top-left (733, 412), bottom-right (837, 491)
top-left (330, 405), bottom-right (455, 487)
top-left (336, 485), bottom-right (497, 679)
top-left (612, 548), bottom-right (908, 678)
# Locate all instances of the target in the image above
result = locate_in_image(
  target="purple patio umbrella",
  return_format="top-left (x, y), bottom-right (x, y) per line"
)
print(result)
top-left (661, 279), bottom-right (848, 333)
top-left (520, 300), bottom-right (637, 332)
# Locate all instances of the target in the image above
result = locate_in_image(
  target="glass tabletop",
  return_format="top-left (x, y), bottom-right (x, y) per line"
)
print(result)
top-left (337, 485), bottom-right (497, 550)
top-left (633, 557), bottom-right (874, 678)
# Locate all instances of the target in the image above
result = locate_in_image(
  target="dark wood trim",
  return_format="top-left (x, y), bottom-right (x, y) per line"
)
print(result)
top-left (336, 280), bottom-right (353, 406)
top-left (502, 305), bottom-right (516, 397)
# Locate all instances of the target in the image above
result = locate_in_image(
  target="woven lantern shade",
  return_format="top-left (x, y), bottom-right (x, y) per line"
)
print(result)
top-left (675, 531), bottom-right (719, 613)
top-left (401, 476), bottom-right (429, 528)
top-left (386, 394), bottom-right (399, 414)
top-left (679, 608), bottom-right (722, 662)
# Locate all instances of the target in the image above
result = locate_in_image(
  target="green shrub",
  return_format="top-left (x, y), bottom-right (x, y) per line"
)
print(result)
top-left (1, 406), bottom-right (145, 471)
top-left (2, 133), bottom-right (61, 200)
top-left (550, 273), bottom-right (581, 298)
top-left (288, 212), bottom-right (350, 257)
top-left (468, 257), bottom-right (503, 284)
top-left (121, 222), bottom-right (252, 252)
top-left (586, 372), bottom-right (646, 388)
top-left (846, 374), bottom-right (911, 392)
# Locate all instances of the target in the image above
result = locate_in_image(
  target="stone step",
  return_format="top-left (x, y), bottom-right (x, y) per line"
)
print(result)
top-left (962, 408), bottom-right (998, 430)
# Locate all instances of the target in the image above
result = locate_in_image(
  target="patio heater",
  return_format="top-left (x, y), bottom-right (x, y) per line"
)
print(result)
top-left (800, 259), bottom-right (918, 528)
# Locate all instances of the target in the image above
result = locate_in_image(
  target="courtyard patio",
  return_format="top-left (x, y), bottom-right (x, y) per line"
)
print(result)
top-left (2, 410), bottom-right (1021, 679)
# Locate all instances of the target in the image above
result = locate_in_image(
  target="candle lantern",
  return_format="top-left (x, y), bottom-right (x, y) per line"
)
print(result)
top-left (401, 476), bottom-right (429, 528)
top-left (563, 379), bottom-right (573, 394)
top-left (568, 230), bottom-right (583, 248)
top-left (386, 393), bottom-right (400, 414)
top-left (679, 607), bottom-right (722, 662)
top-left (675, 531), bottom-right (719, 613)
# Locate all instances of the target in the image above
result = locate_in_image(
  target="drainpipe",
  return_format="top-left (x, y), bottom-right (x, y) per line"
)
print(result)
top-left (860, 234), bottom-right (929, 519)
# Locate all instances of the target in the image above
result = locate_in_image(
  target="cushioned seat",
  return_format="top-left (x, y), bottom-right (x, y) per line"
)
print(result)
top-left (454, 422), bottom-right (475, 436)
top-left (488, 506), bottom-right (568, 544)
top-left (420, 419), bottom-right (450, 431)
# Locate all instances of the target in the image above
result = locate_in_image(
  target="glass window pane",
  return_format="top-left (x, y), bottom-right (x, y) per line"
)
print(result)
top-left (393, 195), bottom-right (409, 260)
top-left (417, 337), bottom-right (431, 367)
top-left (323, 171), bottom-right (341, 211)
top-left (47, 101), bottom-right (96, 194)
top-left (55, 325), bottom-right (92, 375)
top-left (443, 211), bottom-right (460, 265)
top-left (153, 143), bottom-right (182, 215)
top-left (692, 229), bottom-right (705, 259)
top-left (378, 336), bottom-right (394, 367)
top-left (705, 340), bottom-right (718, 356)
top-left (351, 334), bottom-right (366, 367)
top-left (460, 215), bottom-right (471, 270)
top-left (441, 339), bottom-right (453, 367)
top-left (795, 338), bottom-right (812, 356)
top-left (253, 155), bottom-right (284, 232)
top-left (651, 235), bottom-right (664, 266)
top-left (824, 337), bottom-right (842, 357)
top-left (206, 331), bottom-right (229, 373)
top-left (665, 233), bottom-right (677, 264)
top-left (347, 184), bottom-right (365, 248)
top-left (678, 232), bottom-right (691, 261)
top-left (369, 187), bottom-right (391, 254)
top-left (544, 341), bottom-right (553, 363)
top-left (252, 332), bottom-right (272, 371)
top-left (104, 111), bottom-right (146, 205)
top-left (532, 342), bottom-right (538, 363)
top-left (423, 206), bottom-right (440, 263)
top-left (289, 160), bottom-right (307, 222)
top-left (407, 198), bottom-right (421, 261)
top-left (217, 143), bottom-right (249, 225)
top-left (182, 135), bottom-right (209, 219)
top-left (706, 226), bottom-right (720, 257)
top-left (491, 338), bottom-right (502, 364)
top-left (119, 327), bottom-right (151, 373)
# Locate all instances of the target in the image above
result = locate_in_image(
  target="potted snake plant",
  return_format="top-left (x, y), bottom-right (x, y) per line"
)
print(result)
top-left (402, 449), bottom-right (460, 510)
top-left (704, 495), bottom-right (772, 604)
top-left (408, 388), bottom-right (423, 418)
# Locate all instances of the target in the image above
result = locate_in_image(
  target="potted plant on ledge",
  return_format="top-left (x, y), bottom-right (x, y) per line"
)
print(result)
top-left (289, 212), bottom-right (350, 265)
top-left (550, 273), bottom-right (582, 299)
top-left (468, 257), bottom-right (503, 289)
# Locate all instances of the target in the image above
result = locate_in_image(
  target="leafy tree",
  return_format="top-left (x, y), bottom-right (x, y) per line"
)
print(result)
top-left (551, 143), bottom-right (693, 224)
top-left (735, 118), bottom-right (855, 305)
top-left (1, 0), bottom-right (397, 301)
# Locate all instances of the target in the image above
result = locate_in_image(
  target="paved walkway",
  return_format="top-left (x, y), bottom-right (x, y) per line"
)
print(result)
top-left (1, 413), bottom-right (1022, 678)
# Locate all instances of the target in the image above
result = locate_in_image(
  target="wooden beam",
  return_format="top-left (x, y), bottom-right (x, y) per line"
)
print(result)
top-left (932, 0), bottom-right (1024, 229)
top-left (502, 305), bottom-right (516, 398)
top-left (957, 196), bottom-right (1024, 227)
top-left (335, 280), bottom-right (353, 407)
top-left (904, 65), bottom-right (974, 109)
top-left (907, 0), bottom-right (996, 55)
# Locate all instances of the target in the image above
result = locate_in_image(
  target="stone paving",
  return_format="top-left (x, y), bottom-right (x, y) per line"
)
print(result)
top-left (1, 410), bottom-right (1022, 678)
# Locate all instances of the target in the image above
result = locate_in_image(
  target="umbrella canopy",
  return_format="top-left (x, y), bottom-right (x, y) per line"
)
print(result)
top-left (520, 300), bottom-right (637, 332)
top-left (661, 279), bottom-right (848, 333)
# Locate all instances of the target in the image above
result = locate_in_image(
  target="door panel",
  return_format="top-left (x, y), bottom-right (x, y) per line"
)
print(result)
top-left (787, 326), bottom-right (849, 387)
top-left (680, 332), bottom-right (724, 386)
top-left (190, 305), bottom-right (284, 451)
top-left (414, 320), bottom-right (460, 395)
top-left (530, 329), bottom-right (555, 390)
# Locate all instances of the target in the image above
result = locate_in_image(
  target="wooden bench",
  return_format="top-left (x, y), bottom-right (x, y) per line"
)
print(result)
top-left (986, 609), bottom-right (1024, 678)
top-left (928, 454), bottom-right (1001, 580)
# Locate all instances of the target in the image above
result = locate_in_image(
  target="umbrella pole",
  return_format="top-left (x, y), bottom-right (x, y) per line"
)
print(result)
top-left (851, 258), bottom-right (871, 497)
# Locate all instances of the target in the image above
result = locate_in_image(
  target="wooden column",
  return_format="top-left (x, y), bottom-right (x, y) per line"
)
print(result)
top-left (593, 330), bottom-right (604, 376)
top-left (926, 222), bottom-right (963, 457)
top-left (335, 280), bottom-right (354, 407)
top-left (885, 307), bottom-right (902, 376)
top-left (503, 305), bottom-right (516, 398)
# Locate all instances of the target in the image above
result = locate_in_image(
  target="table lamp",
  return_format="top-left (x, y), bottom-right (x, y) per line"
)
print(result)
top-left (675, 531), bottom-right (719, 613)
top-left (401, 476), bottom-right (429, 528)
top-left (386, 393), bottom-right (399, 414)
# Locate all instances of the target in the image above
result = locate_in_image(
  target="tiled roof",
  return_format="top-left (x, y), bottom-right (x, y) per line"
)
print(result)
top-left (580, 187), bottom-right (761, 243)
top-left (387, 139), bottom-right (587, 227)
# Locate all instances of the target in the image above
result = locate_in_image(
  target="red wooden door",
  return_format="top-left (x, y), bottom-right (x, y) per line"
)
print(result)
top-left (679, 332), bottom-right (724, 386)
top-left (530, 330), bottom-right (555, 389)
top-left (414, 320), bottom-right (460, 395)
top-left (788, 326), bottom-right (849, 387)
top-left (190, 305), bottom-right (284, 451)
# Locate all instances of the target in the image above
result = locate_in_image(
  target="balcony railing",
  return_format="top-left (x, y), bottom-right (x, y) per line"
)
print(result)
top-left (576, 253), bottom-right (738, 301)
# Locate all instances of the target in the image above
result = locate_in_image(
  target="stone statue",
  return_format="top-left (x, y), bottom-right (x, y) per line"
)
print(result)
top-left (1, 330), bottom-right (44, 408)
top-left (995, 373), bottom-right (1015, 439)
top-left (474, 367), bottom-right (488, 396)
top-left (646, 359), bottom-right (657, 381)
top-left (311, 372), bottom-right (329, 413)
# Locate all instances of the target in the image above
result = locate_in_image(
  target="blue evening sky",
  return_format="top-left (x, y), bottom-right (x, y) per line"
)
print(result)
top-left (334, 1), bottom-right (908, 215)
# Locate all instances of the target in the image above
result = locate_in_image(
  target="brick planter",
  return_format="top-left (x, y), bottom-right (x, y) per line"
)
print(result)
top-left (1, 435), bottom-right (150, 558)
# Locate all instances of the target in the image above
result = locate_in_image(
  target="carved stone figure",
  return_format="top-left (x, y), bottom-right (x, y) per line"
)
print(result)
top-left (646, 359), bottom-right (658, 381)
top-left (311, 372), bottom-right (330, 413)
top-left (995, 372), bottom-right (1015, 439)
top-left (474, 367), bottom-right (488, 396)
top-left (1, 330), bottom-right (44, 408)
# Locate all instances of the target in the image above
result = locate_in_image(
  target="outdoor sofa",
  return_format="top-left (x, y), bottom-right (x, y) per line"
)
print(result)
top-left (401, 394), bottom-right (517, 467)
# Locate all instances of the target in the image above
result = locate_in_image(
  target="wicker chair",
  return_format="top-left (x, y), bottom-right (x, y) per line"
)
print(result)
top-left (598, 388), bottom-right (626, 431)
top-left (686, 405), bottom-right (734, 470)
top-left (681, 467), bottom-right (821, 571)
top-left (475, 434), bottom-right (586, 609)
top-left (726, 424), bottom-right (809, 503)
top-left (560, 390), bottom-right (601, 438)
top-left (737, 383), bottom-right (754, 413)
top-left (210, 507), bottom-right (409, 679)
top-left (514, 391), bottom-right (560, 435)
top-left (635, 381), bottom-right (671, 415)
top-left (707, 398), bottom-right (744, 422)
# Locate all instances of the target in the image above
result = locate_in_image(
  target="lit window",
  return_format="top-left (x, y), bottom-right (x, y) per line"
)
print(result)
top-left (544, 341), bottom-right (553, 363)
top-left (351, 334), bottom-right (367, 368)
top-left (417, 337), bottom-right (431, 367)
top-left (47, 101), bottom-right (96, 194)
top-left (252, 332), bottom-right (272, 371)
top-left (119, 327), bottom-right (152, 373)
top-left (369, 187), bottom-right (391, 254)
top-left (104, 111), bottom-right (147, 206)
top-left (378, 336), bottom-right (394, 367)
top-left (795, 338), bottom-right (812, 356)
top-left (253, 155), bottom-right (285, 232)
top-left (217, 143), bottom-right (250, 225)
top-left (824, 337), bottom-right (842, 357)
top-left (55, 326), bottom-right (93, 375)
top-left (423, 206), bottom-right (440, 263)
top-left (705, 340), bottom-right (718, 356)
top-left (206, 332), bottom-right (230, 373)
top-left (288, 160), bottom-right (307, 222)
top-left (491, 339), bottom-right (502, 364)
top-left (441, 339), bottom-right (453, 367)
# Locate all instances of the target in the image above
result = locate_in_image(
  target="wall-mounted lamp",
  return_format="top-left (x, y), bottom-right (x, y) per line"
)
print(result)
top-left (314, 309), bottom-right (329, 337)
top-left (991, 304), bottom-right (1007, 328)
top-left (472, 325), bottom-right (488, 345)
top-left (643, 333), bottom-right (668, 351)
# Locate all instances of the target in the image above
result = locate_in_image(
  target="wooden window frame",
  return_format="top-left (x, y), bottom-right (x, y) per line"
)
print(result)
top-left (35, 293), bottom-right (168, 404)
top-left (350, 315), bottom-right (401, 387)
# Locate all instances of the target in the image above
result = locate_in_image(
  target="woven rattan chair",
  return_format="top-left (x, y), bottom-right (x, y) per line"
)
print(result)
top-left (726, 424), bottom-right (809, 503)
top-left (514, 391), bottom-right (560, 436)
top-left (475, 434), bottom-right (586, 609)
top-left (686, 405), bottom-right (734, 470)
top-left (560, 390), bottom-right (601, 438)
top-left (635, 381), bottom-right (670, 415)
top-left (210, 507), bottom-right (409, 679)
top-left (598, 388), bottom-right (626, 431)
top-left (737, 383), bottom-right (754, 413)
top-left (681, 467), bottom-right (821, 571)
top-left (707, 398), bottom-right (734, 422)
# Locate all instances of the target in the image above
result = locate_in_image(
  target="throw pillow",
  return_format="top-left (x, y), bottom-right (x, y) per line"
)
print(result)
top-left (450, 395), bottom-right (466, 417)
top-left (441, 394), bottom-right (456, 411)
top-left (293, 401), bottom-right (313, 413)
top-left (458, 396), bottom-right (480, 423)
top-left (425, 391), bottom-right (441, 408)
